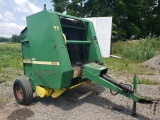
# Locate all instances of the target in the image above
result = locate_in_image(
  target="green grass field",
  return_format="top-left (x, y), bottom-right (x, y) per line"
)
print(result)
top-left (0, 43), bottom-right (23, 85)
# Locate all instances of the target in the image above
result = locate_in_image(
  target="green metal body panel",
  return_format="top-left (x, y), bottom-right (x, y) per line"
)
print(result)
top-left (86, 22), bottom-right (103, 64)
top-left (21, 9), bottom-right (103, 91)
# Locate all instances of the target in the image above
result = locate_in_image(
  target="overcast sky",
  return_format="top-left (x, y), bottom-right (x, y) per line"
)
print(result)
top-left (0, 0), bottom-right (53, 38)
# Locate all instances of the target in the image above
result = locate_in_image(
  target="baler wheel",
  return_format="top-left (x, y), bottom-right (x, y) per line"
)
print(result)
top-left (13, 78), bottom-right (33, 105)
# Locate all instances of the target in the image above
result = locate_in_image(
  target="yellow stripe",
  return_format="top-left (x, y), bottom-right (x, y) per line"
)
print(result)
top-left (32, 61), bottom-right (60, 65)
top-left (23, 60), bottom-right (60, 66)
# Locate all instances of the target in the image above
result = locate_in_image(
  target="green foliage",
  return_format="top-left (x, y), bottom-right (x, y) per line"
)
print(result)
top-left (112, 37), bottom-right (160, 62)
top-left (0, 79), bottom-right (6, 83)
top-left (138, 78), bottom-right (158, 85)
top-left (51, 0), bottom-right (69, 13)
top-left (0, 37), bottom-right (9, 42)
top-left (1, 97), bottom-right (8, 103)
top-left (0, 34), bottom-right (21, 43)
top-left (153, 0), bottom-right (160, 36)
top-left (10, 34), bottom-right (21, 42)
top-left (0, 43), bottom-right (22, 69)
top-left (104, 57), bottom-right (143, 75)
top-left (0, 43), bottom-right (23, 84)
top-left (67, 0), bottom-right (86, 17)
top-left (104, 37), bottom-right (160, 74)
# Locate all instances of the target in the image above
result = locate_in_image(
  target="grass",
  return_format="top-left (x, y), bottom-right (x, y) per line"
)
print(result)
top-left (1, 97), bottom-right (9, 103)
top-left (0, 43), bottom-right (22, 69)
top-left (0, 43), bottom-right (23, 85)
top-left (138, 78), bottom-right (158, 85)
top-left (111, 37), bottom-right (160, 62)
top-left (104, 57), bottom-right (143, 75)
top-left (104, 37), bottom-right (160, 75)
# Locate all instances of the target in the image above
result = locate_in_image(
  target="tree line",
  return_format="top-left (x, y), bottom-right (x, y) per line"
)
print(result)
top-left (0, 34), bottom-right (21, 42)
top-left (51, 0), bottom-right (160, 41)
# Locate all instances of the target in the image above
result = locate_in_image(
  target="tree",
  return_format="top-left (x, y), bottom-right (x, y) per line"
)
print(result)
top-left (11, 34), bottom-right (21, 42)
top-left (0, 37), bottom-right (9, 42)
top-left (139, 0), bottom-right (157, 37)
top-left (153, 0), bottom-right (160, 36)
top-left (51, 0), bottom-right (69, 13)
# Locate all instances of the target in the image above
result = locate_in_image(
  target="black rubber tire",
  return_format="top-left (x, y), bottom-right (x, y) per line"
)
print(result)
top-left (13, 78), bottom-right (33, 105)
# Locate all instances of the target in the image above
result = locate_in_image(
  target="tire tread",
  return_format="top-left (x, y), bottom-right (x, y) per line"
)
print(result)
top-left (13, 77), bottom-right (33, 105)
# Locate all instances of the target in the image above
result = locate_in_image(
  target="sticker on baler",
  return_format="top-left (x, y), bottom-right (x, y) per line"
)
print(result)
top-left (53, 26), bottom-right (59, 30)
top-left (53, 26), bottom-right (56, 30)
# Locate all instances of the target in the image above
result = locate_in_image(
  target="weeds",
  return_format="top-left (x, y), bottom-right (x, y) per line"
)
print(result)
top-left (105, 37), bottom-right (160, 74)
top-left (104, 57), bottom-right (142, 74)
top-left (1, 97), bottom-right (8, 102)
top-left (0, 79), bottom-right (6, 83)
top-left (147, 72), bottom-right (155, 75)
top-left (111, 37), bottom-right (160, 62)
top-left (138, 78), bottom-right (158, 85)
top-left (0, 43), bottom-right (22, 69)
top-left (0, 43), bottom-right (23, 84)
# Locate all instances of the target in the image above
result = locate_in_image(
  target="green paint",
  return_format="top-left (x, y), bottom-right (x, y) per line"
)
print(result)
top-left (133, 75), bottom-right (137, 92)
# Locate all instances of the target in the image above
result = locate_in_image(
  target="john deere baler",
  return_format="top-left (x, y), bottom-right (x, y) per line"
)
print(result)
top-left (13, 5), bottom-right (154, 115)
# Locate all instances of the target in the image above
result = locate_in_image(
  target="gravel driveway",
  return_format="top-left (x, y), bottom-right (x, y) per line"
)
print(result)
top-left (0, 80), bottom-right (160, 120)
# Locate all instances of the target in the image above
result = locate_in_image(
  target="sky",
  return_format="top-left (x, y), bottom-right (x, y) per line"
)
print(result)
top-left (0, 0), bottom-right (53, 38)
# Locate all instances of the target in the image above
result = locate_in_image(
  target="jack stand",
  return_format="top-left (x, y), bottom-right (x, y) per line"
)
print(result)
top-left (132, 101), bottom-right (137, 116)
